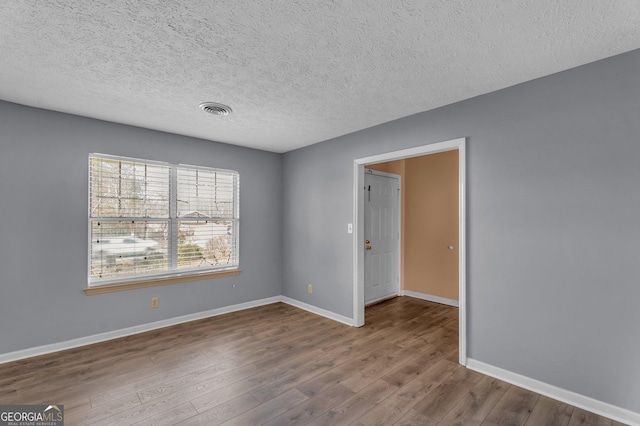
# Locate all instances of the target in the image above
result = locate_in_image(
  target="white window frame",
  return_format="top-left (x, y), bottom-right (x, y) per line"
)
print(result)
top-left (88, 153), bottom-right (239, 287)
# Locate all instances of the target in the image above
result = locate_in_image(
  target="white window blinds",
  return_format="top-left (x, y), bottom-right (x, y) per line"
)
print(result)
top-left (89, 154), bottom-right (239, 286)
top-left (176, 166), bottom-right (239, 270)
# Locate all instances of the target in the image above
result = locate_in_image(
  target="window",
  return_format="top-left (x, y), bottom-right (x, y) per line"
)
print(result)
top-left (89, 154), bottom-right (239, 287)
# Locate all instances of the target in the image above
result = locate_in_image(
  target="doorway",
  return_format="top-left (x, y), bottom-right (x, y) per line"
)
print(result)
top-left (353, 137), bottom-right (467, 365)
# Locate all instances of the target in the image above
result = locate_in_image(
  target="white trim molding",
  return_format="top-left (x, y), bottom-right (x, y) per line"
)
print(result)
top-left (467, 358), bottom-right (640, 426)
top-left (402, 290), bottom-right (459, 307)
top-left (280, 296), bottom-right (355, 326)
top-left (0, 295), bottom-right (355, 365)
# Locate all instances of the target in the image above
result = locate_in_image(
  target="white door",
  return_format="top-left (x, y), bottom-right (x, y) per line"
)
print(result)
top-left (364, 171), bottom-right (400, 304)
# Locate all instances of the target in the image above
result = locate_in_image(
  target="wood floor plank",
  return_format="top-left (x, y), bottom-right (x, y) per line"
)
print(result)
top-left (339, 337), bottom-right (436, 393)
top-left (306, 379), bottom-right (399, 426)
top-left (262, 383), bottom-right (355, 426)
top-left (89, 355), bottom-right (213, 406)
top-left (248, 346), bottom-right (355, 403)
top-left (217, 388), bottom-right (308, 426)
top-left (525, 395), bottom-right (573, 426)
top-left (413, 364), bottom-right (484, 422)
top-left (483, 385), bottom-right (539, 426)
top-left (130, 402), bottom-right (198, 426)
top-left (381, 341), bottom-right (456, 388)
top-left (354, 368), bottom-right (444, 425)
top-left (130, 322), bottom-right (349, 409)
top-left (66, 393), bottom-right (142, 425)
top-left (187, 377), bottom-right (260, 414)
top-left (395, 408), bottom-right (440, 426)
top-left (0, 299), bottom-right (621, 426)
top-left (436, 375), bottom-right (509, 425)
top-left (569, 407), bottom-right (613, 426)
top-left (353, 357), bottom-right (461, 426)
top-left (176, 392), bottom-right (261, 425)
top-left (295, 341), bottom-right (402, 398)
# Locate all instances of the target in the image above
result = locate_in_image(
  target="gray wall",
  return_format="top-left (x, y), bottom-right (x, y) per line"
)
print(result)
top-left (282, 49), bottom-right (640, 413)
top-left (0, 101), bottom-right (283, 354)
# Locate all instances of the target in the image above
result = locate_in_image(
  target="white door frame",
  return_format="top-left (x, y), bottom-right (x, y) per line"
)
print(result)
top-left (352, 137), bottom-right (467, 366)
top-left (364, 169), bottom-right (402, 304)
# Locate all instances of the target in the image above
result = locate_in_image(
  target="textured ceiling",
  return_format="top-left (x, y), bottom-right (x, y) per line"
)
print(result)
top-left (1, 1), bottom-right (639, 153)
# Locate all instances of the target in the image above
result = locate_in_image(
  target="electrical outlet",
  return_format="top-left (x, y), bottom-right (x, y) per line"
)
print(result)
top-left (308, 284), bottom-right (313, 294)
top-left (151, 297), bottom-right (159, 308)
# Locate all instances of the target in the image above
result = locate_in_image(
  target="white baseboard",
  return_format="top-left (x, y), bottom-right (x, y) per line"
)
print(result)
top-left (467, 358), bottom-right (640, 426)
top-left (401, 290), bottom-right (459, 307)
top-left (0, 295), bottom-right (356, 365)
top-left (280, 296), bottom-right (355, 327)
top-left (0, 296), bottom-right (281, 365)
top-left (365, 293), bottom-right (398, 306)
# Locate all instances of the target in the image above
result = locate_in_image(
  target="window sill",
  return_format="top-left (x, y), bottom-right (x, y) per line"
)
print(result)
top-left (84, 269), bottom-right (241, 295)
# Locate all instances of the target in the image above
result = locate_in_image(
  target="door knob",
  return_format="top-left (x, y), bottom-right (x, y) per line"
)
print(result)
top-left (365, 240), bottom-right (370, 244)
top-left (365, 245), bottom-right (372, 250)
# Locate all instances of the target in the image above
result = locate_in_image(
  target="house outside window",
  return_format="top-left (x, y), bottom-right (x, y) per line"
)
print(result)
top-left (88, 154), bottom-right (239, 287)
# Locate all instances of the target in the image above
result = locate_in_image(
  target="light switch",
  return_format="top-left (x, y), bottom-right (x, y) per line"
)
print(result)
top-left (347, 223), bottom-right (353, 234)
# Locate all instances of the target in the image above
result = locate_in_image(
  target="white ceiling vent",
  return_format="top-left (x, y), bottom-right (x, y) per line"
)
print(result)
top-left (199, 102), bottom-right (232, 116)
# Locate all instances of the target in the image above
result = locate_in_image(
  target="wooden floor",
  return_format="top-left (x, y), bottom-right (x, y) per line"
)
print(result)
top-left (0, 297), bottom-right (626, 425)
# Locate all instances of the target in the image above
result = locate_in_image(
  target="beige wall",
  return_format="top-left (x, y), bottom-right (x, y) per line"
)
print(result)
top-left (367, 150), bottom-right (458, 301)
